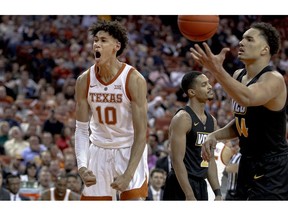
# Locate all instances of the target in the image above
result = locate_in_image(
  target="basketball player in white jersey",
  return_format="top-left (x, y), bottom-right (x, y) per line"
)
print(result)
top-left (74, 20), bottom-right (149, 200)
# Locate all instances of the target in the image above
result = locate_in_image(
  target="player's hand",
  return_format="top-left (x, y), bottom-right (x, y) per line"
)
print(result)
top-left (190, 42), bottom-right (230, 74)
top-left (78, 167), bottom-right (96, 187)
top-left (110, 174), bottom-right (131, 192)
top-left (201, 136), bottom-right (217, 161)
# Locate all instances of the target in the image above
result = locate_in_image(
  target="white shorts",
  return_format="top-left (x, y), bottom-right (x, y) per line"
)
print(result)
top-left (81, 144), bottom-right (149, 200)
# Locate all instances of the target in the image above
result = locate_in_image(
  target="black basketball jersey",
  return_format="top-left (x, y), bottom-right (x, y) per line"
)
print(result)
top-left (233, 66), bottom-right (288, 158)
top-left (171, 105), bottom-right (214, 178)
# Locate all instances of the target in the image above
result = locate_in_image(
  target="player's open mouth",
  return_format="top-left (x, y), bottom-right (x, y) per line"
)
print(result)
top-left (95, 51), bottom-right (101, 58)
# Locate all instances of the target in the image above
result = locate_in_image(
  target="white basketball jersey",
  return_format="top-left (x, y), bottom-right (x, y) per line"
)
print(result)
top-left (87, 63), bottom-right (135, 148)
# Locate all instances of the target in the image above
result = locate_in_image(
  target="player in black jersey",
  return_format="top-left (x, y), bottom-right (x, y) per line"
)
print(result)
top-left (190, 22), bottom-right (288, 200)
top-left (163, 71), bottom-right (222, 200)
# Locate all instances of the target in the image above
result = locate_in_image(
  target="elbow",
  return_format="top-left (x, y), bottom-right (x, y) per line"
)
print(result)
top-left (234, 96), bottom-right (252, 107)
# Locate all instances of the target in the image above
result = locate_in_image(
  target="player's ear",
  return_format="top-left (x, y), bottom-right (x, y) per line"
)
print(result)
top-left (188, 89), bottom-right (195, 96)
top-left (261, 45), bottom-right (270, 55)
top-left (115, 41), bottom-right (121, 51)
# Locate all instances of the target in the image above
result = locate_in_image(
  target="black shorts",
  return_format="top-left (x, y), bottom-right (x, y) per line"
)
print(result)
top-left (163, 172), bottom-right (208, 200)
top-left (235, 153), bottom-right (288, 200)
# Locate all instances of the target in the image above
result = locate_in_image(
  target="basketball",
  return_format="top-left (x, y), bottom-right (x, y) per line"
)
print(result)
top-left (177, 15), bottom-right (219, 42)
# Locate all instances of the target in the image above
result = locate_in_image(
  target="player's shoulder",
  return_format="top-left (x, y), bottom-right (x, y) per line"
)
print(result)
top-left (170, 109), bottom-right (192, 132)
top-left (172, 109), bottom-right (191, 123)
top-left (126, 67), bottom-right (147, 96)
top-left (257, 69), bottom-right (286, 86)
top-left (128, 66), bottom-right (146, 82)
top-left (266, 69), bottom-right (285, 79)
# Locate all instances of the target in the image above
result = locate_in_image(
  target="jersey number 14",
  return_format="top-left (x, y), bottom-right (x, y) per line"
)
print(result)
top-left (235, 117), bottom-right (248, 137)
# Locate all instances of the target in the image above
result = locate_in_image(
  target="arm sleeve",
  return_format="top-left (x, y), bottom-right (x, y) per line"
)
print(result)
top-left (74, 120), bottom-right (90, 169)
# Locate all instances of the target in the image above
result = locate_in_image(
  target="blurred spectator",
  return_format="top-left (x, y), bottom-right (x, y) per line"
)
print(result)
top-left (0, 107), bottom-right (20, 128)
top-left (39, 173), bottom-right (80, 200)
top-left (23, 122), bottom-right (42, 140)
top-left (20, 110), bottom-right (41, 137)
top-left (55, 126), bottom-right (72, 152)
top-left (40, 131), bottom-right (54, 149)
top-left (148, 96), bottom-right (166, 125)
top-left (162, 92), bottom-right (181, 117)
top-left (48, 159), bottom-right (63, 185)
top-left (224, 140), bottom-right (242, 200)
top-left (155, 141), bottom-right (171, 175)
top-left (49, 145), bottom-right (64, 162)
top-left (21, 135), bottom-right (47, 165)
top-left (39, 150), bottom-right (52, 167)
top-left (0, 85), bottom-right (14, 115)
top-left (20, 161), bottom-right (38, 184)
top-left (15, 69), bottom-right (39, 99)
top-left (63, 153), bottom-right (77, 174)
top-left (66, 118), bottom-right (76, 134)
top-left (6, 173), bottom-right (30, 201)
top-left (42, 109), bottom-right (64, 138)
top-left (146, 168), bottom-right (165, 200)
top-left (155, 129), bottom-right (167, 147)
top-left (1, 154), bottom-right (26, 177)
top-left (66, 173), bottom-right (83, 195)
top-left (38, 48), bottom-right (57, 83)
top-left (0, 171), bottom-right (10, 200)
top-left (147, 133), bottom-right (159, 155)
top-left (37, 166), bottom-right (53, 195)
top-left (148, 65), bottom-right (172, 88)
top-left (147, 144), bottom-right (158, 171)
top-left (4, 126), bottom-right (29, 158)
top-left (19, 161), bottom-right (40, 200)
top-left (0, 75), bottom-right (16, 100)
top-left (62, 78), bottom-right (76, 100)
top-left (0, 121), bottom-right (10, 155)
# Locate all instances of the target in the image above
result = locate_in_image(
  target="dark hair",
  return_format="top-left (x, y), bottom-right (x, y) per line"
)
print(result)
top-left (24, 162), bottom-right (38, 180)
top-left (66, 173), bottom-right (77, 179)
top-left (251, 22), bottom-right (281, 56)
top-left (150, 168), bottom-right (166, 178)
top-left (89, 20), bottom-right (128, 57)
top-left (26, 161), bottom-right (37, 169)
top-left (6, 173), bottom-right (21, 184)
top-left (149, 133), bottom-right (159, 143)
top-left (181, 71), bottom-right (203, 95)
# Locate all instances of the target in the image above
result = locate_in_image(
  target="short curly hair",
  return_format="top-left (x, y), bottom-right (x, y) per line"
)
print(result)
top-left (251, 22), bottom-right (281, 56)
top-left (89, 20), bottom-right (128, 57)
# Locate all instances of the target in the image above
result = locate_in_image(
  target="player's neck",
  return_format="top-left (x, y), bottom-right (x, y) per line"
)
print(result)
top-left (188, 100), bottom-right (206, 117)
top-left (95, 60), bottom-right (123, 82)
top-left (244, 58), bottom-right (270, 78)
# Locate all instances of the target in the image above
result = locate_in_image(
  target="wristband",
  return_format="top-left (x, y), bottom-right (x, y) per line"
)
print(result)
top-left (213, 189), bottom-right (222, 197)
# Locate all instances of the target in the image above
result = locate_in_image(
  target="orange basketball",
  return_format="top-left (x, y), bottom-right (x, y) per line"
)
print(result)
top-left (177, 15), bottom-right (219, 42)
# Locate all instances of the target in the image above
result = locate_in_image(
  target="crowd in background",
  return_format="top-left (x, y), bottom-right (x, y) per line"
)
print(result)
top-left (0, 15), bottom-right (288, 200)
